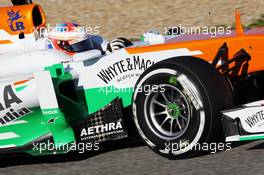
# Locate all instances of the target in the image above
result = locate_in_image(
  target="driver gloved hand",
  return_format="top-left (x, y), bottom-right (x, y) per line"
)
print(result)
top-left (106, 37), bottom-right (133, 54)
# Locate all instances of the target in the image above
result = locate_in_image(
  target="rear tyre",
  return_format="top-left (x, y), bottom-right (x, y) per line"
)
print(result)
top-left (132, 56), bottom-right (234, 159)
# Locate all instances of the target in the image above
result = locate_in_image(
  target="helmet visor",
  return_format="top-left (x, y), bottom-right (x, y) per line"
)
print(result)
top-left (69, 37), bottom-right (94, 52)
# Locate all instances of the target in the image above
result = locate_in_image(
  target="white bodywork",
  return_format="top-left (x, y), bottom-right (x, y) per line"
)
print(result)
top-left (223, 100), bottom-right (264, 134)
top-left (0, 50), bottom-right (71, 80)
top-left (1, 25), bottom-right (264, 142)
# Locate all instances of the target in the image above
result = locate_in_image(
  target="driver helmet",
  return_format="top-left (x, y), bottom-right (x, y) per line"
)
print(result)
top-left (47, 22), bottom-right (94, 54)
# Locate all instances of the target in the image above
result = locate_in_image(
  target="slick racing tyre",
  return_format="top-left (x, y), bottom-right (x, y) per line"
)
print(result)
top-left (132, 56), bottom-right (234, 159)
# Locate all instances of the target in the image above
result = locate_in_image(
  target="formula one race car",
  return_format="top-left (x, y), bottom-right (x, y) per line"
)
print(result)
top-left (0, 0), bottom-right (263, 159)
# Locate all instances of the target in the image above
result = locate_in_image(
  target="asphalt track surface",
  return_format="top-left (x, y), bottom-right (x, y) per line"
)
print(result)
top-left (0, 140), bottom-right (264, 175)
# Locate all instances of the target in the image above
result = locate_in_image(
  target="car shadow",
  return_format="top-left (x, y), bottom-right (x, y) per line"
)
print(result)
top-left (0, 138), bottom-right (258, 167)
top-left (247, 141), bottom-right (264, 150)
top-left (0, 139), bottom-right (144, 168)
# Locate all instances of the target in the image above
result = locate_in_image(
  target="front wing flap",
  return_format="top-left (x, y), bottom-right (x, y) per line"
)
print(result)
top-left (222, 100), bottom-right (264, 141)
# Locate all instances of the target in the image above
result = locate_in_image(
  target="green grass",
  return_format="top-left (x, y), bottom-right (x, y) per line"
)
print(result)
top-left (247, 14), bottom-right (264, 28)
top-left (230, 14), bottom-right (264, 29)
top-left (129, 14), bottom-right (264, 40)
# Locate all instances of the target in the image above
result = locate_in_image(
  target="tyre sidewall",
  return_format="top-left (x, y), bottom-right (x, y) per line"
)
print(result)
top-left (133, 63), bottom-right (213, 158)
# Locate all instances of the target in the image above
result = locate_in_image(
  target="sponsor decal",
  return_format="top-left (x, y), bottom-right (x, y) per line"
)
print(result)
top-left (7, 9), bottom-right (25, 31)
top-left (42, 109), bottom-right (59, 115)
top-left (177, 75), bottom-right (203, 110)
top-left (80, 121), bottom-right (123, 138)
top-left (97, 56), bottom-right (155, 84)
top-left (73, 99), bottom-right (128, 143)
top-left (169, 76), bottom-right (179, 85)
top-left (0, 84), bottom-right (31, 126)
top-left (47, 117), bottom-right (58, 124)
top-left (13, 79), bottom-right (31, 92)
top-left (244, 110), bottom-right (264, 128)
top-left (0, 85), bottom-right (22, 111)
top-left (0, 108), bottom-right (31, 126)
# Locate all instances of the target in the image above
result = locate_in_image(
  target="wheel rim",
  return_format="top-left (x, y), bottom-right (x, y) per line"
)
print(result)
top-left (145, 84), bottom-right (191, 140)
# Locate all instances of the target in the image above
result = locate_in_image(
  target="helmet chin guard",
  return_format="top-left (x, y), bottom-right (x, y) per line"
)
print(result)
top-left (47, 22), bottom-right (94, 54)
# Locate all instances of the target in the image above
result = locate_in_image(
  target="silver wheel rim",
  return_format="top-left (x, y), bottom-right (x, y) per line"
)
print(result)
top-left (145, 84), bottom-right (191, 140)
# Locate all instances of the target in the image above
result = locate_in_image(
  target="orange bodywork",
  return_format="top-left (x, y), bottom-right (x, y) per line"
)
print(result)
top-left (0, 4), bottom-right (46, 35)
top-left (127, 9), bottom-right (264, 74)
top-left (127, 34), bottom-right (264, 74)
top-left (0, 3), bottom-right (263, 75)
top-left (0, 40), bottom-right (13, 44)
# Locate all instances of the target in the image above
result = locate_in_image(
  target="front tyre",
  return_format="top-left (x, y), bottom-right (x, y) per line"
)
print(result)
top-left (132, 56), bottom-right (233, 159)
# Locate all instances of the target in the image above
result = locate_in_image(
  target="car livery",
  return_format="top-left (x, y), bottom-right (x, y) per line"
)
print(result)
top-left (0, 0), bottom-right (263, 159)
